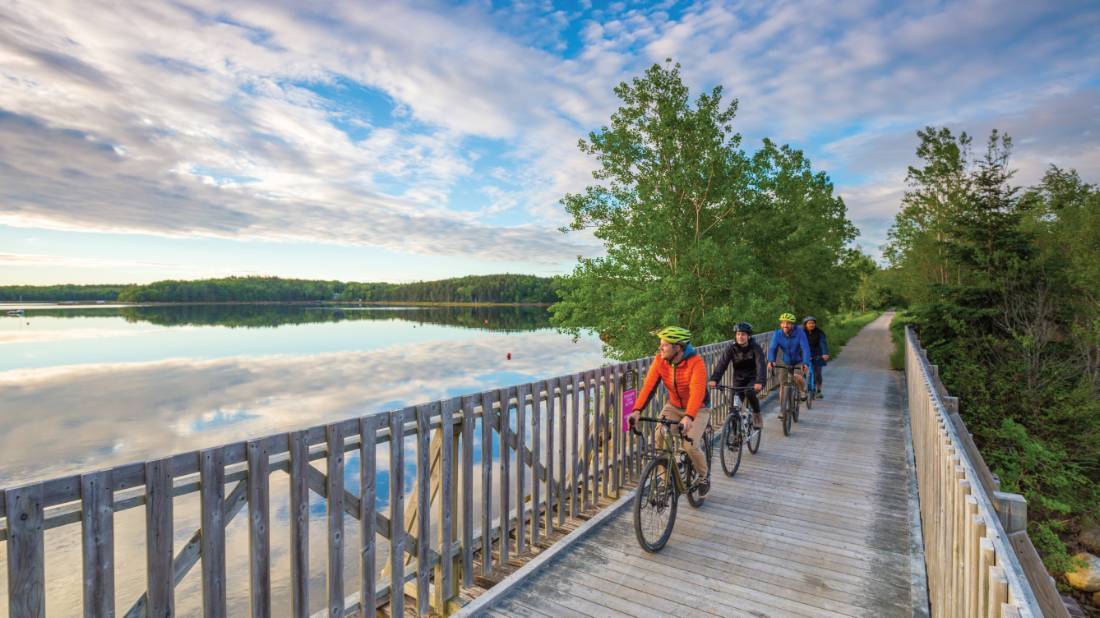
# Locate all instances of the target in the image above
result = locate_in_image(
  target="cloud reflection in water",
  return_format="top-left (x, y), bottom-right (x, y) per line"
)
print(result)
top-left (0, 330), bottom-right (605, 485)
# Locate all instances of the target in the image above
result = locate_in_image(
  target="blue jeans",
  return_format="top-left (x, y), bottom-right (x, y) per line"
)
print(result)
top-left (810, 359), bottom-right (825, 390)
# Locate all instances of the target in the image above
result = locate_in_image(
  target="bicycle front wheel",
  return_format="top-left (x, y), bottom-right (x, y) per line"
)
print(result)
top-left (782, 388), bottom-right (793, 436)
top-left (806, 368), bottom-right (815, 410)
top-left (720, 414), bottom-right (743, 477)
top-left (686, 426), bottom-right (714, 507)
top-left (634, 455), bottom-right (678, 552)
top-left (747, 413), bottom-right (762, 453)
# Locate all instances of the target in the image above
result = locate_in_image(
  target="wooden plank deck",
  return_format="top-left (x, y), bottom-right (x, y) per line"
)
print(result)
top-left (466, 314), bottom-right (929, 617)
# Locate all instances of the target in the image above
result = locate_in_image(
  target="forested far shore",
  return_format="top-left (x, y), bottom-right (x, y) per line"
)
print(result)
top-left (0, 273), bottom-right (559, 304)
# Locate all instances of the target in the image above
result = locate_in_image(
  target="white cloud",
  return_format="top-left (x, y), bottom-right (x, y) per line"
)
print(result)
top-left (0, 0), bottom-right (1097, 269)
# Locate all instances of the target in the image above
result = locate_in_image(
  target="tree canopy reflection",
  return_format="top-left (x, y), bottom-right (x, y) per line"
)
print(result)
top-left (22, 303), bottom-right (552, 331)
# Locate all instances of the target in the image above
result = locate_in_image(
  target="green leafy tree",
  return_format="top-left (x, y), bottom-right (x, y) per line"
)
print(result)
top-left (551, 61), bottom-right (858, 359)
top-left (884, 127), bottom-right (975, 304)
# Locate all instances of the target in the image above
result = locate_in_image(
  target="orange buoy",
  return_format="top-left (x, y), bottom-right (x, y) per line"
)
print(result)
top-left (506, 352), bottom-right (512, 360)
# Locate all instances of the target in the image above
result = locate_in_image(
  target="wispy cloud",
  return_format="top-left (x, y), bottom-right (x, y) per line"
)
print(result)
top-left (0, 0), bottom-right (1098, 272)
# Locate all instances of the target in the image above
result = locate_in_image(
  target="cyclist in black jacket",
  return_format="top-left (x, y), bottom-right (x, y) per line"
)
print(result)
top-left (802, 316), bottom-right (829, 399)
top-left (708, 322), bottom-right (767, 428)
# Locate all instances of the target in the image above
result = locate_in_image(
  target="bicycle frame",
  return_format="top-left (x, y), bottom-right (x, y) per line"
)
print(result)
top-left (771, 361), bottom-right (804, 391)
top-left (633, 417), bottom-right (692, 494)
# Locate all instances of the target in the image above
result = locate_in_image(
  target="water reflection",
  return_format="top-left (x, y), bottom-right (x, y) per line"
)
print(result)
top-left (18, 303), bottom-right (553, 331)
top-left (0, 331), bottom-right (603, 485)
top-left (0, 305), bottom-right (605, 617)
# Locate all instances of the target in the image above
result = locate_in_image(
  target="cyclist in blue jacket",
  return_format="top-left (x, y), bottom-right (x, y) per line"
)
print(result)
top-left (767, 312), bottom-right (810, 419)
top-left (802, 316), bottom-right (829, 399)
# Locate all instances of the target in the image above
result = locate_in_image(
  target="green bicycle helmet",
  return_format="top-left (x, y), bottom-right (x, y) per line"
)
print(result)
top-left (778, 312), bottom-right (796, 323)
top-left (653, 325), bottom-right (692, 344)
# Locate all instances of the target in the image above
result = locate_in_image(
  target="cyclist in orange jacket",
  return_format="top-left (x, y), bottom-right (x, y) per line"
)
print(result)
top-left (627, 326), bottom-right (711, 494)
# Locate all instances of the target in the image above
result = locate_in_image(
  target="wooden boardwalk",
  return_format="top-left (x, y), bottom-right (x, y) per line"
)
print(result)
top-left (467, 314), bottom-right (929, 617)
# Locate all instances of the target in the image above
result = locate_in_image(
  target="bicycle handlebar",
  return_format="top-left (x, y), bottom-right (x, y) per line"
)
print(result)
top-left (630, 417), bottom-right (693, 443)
top-left (711, 384), bottom-right (758, 393)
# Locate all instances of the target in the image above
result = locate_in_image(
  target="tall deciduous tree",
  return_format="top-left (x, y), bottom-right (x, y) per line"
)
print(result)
top-left (551, 61), bottom-right (857, 359)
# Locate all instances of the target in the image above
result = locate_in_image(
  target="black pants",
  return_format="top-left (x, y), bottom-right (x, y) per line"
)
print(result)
top-left (732, 374), bottom-right (761, 413)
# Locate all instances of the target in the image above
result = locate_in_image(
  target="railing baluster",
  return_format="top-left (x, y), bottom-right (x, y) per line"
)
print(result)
top-left (247, 441), bottom-right (271, 618)
top-left (515, 383), bottom-right (527, 556)
top-left (389, 408), bottom-right (408, 618)
top-left (81, 471), bottom-right (114, 618)
top-left (582, 371), bottom-right (593, 511)
top-left (461, 398), bottom-right (475, 587)
top-left (415, 405), bottom-right (431, 617)
top-left (570, 373), bottom-right (580, 518)
top-left (438, 398), bottom-right (458, 610)
top-left (595, 369), bottom-right (605, 500)
top-left (6, 483), bottom-right (45, 618)
top-left (480, 391), bottom-right (493, 575)
top-left (545, 379), bottom-right (557, 533)
top-left (200, 447), bottom-right (228, 618)
top-left (556, 377), bottom-right (567, 528)
top-left (326, 423), bottom-right (346, 617)
top-left (532, 381), bottom-right (543, 547)
top-left (145, 459), bottom-right (174, 617)
top-left (359, 414), bottom-right (379, 617)
top-left (498, 388), bottom-right (511, 566)
top-left (289, 431), bottom-right (310, 618)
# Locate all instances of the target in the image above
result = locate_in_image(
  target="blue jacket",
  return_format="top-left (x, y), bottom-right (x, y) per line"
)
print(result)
top-left (768, 327), bottom-right (811, 366)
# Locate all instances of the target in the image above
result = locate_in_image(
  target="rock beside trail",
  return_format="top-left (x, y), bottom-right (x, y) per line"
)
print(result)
top-left (1065, 552), bottom-right (1100, 592)
top-left (1092, 590), bottom-right (1100, 606)
top-left (1080, 524), bottom-right (1100, 554)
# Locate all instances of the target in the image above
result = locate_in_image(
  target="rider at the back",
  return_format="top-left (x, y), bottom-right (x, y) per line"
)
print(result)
top-left (708, 322), bottom-right (766, 429)
top-left (627, 326), bottom-right (711, 495)
top-left (767, 312), bottom-right (811, 418)
top-left (802, 316), bottom-right (829, 399)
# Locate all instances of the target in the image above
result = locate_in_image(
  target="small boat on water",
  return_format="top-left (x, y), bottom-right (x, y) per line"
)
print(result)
top-left (6, 308), bottom-right (24, 317)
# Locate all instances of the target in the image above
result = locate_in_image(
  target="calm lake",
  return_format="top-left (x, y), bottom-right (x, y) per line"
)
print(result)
top-left (0, 303), bottom-right (606, 486)
top-left (0, 304), bottom-right (608, 616)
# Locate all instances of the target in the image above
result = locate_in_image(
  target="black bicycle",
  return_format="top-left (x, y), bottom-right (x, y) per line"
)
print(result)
top-left (630, 416), bottom-right (713, 551)
top-left (770, 361), bottom-right (805, 435)
top-left (712, 385), bottom-right (761, 476)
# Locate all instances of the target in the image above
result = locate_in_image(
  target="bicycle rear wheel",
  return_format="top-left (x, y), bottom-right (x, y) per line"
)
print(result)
top-left (720, 413), bottom-right (743, 477)
top-left (634, 455), bottom-right (678, 552)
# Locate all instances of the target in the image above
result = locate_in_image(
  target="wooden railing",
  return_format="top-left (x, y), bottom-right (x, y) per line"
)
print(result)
top-left (906, 326), bottom-right (1067, 618)
top-left (0, 333), bottom-right (769, 617)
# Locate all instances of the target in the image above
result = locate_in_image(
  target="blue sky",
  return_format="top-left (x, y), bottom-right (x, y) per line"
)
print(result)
top-left (1, 0), bottom-right (1098, 284)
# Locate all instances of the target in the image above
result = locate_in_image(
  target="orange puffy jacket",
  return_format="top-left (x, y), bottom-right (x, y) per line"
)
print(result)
top-left (632, 345), bottom-right (709, 418)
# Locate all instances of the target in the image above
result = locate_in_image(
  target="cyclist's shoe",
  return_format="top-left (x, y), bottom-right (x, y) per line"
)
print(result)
top-left (752, 412), bottom-right (763, 428)
top-left (817, 390), bottom-right (824, 399)
top-left (777, 411), bottom-right (786, 420)
top-left (697, 477), bottom-right (710, 496)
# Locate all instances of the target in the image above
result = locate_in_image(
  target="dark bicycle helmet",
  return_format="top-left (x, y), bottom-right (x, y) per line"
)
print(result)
top-left (734, 321), bottom-right (753, 334)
